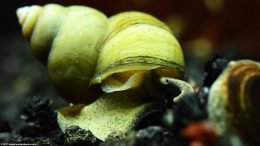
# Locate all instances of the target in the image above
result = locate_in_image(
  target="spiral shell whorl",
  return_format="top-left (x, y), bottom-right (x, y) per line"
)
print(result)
top-left (208, 60), bottom-right (260, 144)
top-left (94, 12), bottom-right (184, 84)
top-left (105, 11), bottom-right (172, 43)
top-left (227, 61), bottom-right (260, 143)
top-left (17, 4), bottom-right (108, 103)
top-left (17, 5), bottom-right (42, 39)
top-left (227, 61), bottom-right (260, 119)
top-left (47, 5), bottom-right (108, 103)
top-left (17, 4), bottom-right (66, 62)
top-left (17, 6), bottom-right (30, 25)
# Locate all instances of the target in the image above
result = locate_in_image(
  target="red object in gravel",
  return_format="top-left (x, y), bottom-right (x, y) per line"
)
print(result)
top-left (181, 121), bottom-right (217, 146)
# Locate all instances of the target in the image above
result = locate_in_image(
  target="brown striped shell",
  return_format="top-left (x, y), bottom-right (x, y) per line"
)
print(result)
top-left (208, 60), bottom-right (260, 145)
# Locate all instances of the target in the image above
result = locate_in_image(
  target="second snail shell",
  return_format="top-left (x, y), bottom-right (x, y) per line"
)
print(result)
top-left (17, 4), bottom-right (185, 103)
top-left (207, 60), bottom-right (260, 145)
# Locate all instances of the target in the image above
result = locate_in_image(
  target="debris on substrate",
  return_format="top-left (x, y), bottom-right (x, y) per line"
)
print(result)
top-left (64, 126), bottom-right (100, 146)
top-left (1, 96), bottom-right (64, 145)
top-left (0, 56), bottom-right (256, 146)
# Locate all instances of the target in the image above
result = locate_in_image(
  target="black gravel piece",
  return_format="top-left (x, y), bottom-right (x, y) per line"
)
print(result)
top-left (102, 126), bottom-right (177, 146)
top-left (64, 125), bottom-right (100, 146)
top-left (6, 134), bottom-right (58, 146)
top-left (133, 126), bottom-right (176, 146)
top-left (35, 137), bottom-right (58, 146)
top-left (195, 55), bottom-right (229, 117)
top-left (7, 134), bottom-right (23, 143)
top-left (203, 55), bottom-right (229, 87)
top-left (171, 94), bottom-right (206, 132)
top-left (19, 96), bottom-right (60, 137)
top-left (18, 96), bottom-right (65, 145)
top-left (196, 87), bottom-right (210, 117)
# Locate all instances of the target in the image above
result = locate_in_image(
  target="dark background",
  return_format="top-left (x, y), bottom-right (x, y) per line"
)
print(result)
top-left (0, 0), bottom-right (259, 128)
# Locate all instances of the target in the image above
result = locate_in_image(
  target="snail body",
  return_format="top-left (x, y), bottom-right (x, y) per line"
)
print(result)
top-left (17, 4), bottom-right (185, 103)
top-left (207, 60), bottom-right (260, 145)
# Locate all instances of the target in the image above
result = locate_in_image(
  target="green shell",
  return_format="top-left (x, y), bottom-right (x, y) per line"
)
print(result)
top-left (17, 4), bottom-right (184, 103)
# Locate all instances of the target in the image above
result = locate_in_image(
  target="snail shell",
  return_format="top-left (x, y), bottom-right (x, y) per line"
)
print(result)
top-left (17, 4), bottom-right (185, 103)
top-left (207, 60), bottom-right (260, 145)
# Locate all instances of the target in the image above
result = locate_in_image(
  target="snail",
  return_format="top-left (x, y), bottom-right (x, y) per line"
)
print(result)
top-left (17, 4), bottom-right (194, 140)
top-left (207, 60), bottom-right (260, 145)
